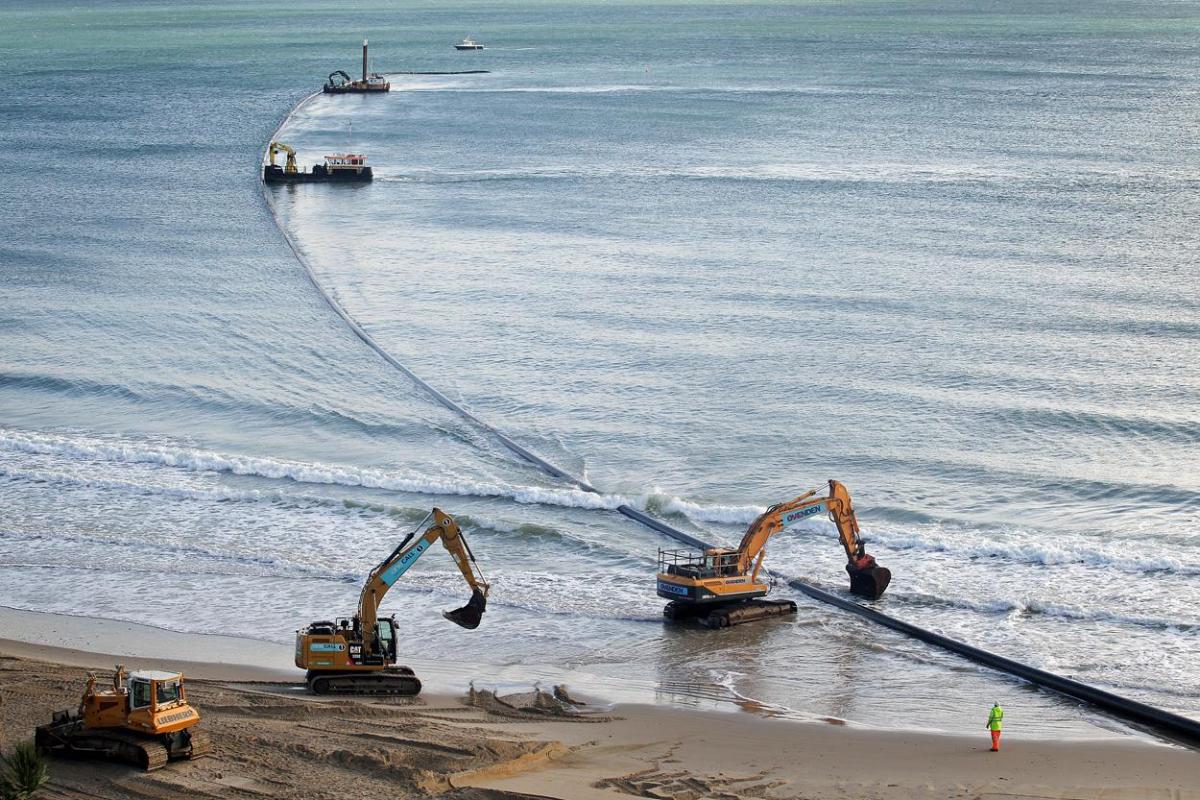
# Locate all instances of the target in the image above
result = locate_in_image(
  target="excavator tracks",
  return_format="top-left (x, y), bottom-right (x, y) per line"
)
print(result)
top-left (308, 666), bottom-right (422, 696)
top-left (186, 729), bottom-right (213, 759)
top-left (663, 599), bottom-right (798, 628)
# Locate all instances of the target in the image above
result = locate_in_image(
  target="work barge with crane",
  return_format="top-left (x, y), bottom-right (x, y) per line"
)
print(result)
top-left (324, 39), bottom-right (390, 93)
top-left (263, 141), bottom-right (372, 184)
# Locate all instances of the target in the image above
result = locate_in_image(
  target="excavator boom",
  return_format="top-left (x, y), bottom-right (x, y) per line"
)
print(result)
top-left (733, 480), bottom-right (889, 597)
top-left (359, 508), bottom-right (489, 636)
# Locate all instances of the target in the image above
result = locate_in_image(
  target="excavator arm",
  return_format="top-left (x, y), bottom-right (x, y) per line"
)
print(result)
top-left (268, 141), bottom-right (298, 174)
top-left (358, 508), bottom-right (490, 641)
top-left (735, 480), bottom-right (891, 599)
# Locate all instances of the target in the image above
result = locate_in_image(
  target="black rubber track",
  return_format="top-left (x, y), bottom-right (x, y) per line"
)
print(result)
top-left (263, 95), bottom-right (1200, 749)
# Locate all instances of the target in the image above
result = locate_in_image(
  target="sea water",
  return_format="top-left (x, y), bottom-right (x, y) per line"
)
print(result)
top-left (1, 0), bottom-right (1197, 737)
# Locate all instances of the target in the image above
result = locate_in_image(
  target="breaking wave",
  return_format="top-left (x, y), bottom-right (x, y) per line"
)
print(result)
top-left (892, 590), bottom-right (1199, 633)
top-left (1, 428), bottom-right (738, 529)
top-left (870, 529), bottom-right (1200, 577)
top-left (656, 495), bottom-right (762, 525)
top-left (0, 427), bottom-right (629, 511)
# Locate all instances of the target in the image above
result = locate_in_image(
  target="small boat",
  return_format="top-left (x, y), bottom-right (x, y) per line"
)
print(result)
top-left (455, 36), bottom-right (484, 51)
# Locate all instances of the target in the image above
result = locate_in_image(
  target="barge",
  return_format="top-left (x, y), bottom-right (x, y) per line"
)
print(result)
top-left (263, 142), bottom-right (373, 184)
top-left (324, 39), bottom-right (390, 93)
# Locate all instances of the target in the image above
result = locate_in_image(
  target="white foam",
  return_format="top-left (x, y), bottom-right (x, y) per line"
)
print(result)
top-left (871, 529), bottom-right (1200, 577)
top-left (894, 590), bottom-right (1197, 632)
top-left (0, 428), bottom-right (627, 512)
top-left (660, 495), bottom-right (763, 525)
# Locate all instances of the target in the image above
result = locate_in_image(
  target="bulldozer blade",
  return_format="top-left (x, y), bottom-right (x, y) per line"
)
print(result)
top-left (442, 588), bottom-right (487, 629)
top-left (848, 565), bottom-right (891, 600)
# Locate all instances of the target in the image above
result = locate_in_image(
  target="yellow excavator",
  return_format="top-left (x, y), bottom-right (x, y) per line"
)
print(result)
top-left (295, 508), bottom-right (489, 694)
top-left (656, 480), bottom-right (891, 627)
top-left (36, 666), bottom-right (210, 770)
top-left (268, 141), bottom-right (299, 174)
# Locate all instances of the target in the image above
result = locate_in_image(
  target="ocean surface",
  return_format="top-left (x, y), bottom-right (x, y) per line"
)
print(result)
top-left (2, 0), bottom-right (1198, 737)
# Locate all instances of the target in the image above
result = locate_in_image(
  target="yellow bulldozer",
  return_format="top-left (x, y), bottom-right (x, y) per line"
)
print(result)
top-left (35, 666), bottom-right (210, 771)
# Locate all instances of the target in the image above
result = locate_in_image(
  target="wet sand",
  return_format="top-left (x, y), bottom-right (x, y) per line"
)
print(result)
top-left (0, 608), bottom-right (1197, 800)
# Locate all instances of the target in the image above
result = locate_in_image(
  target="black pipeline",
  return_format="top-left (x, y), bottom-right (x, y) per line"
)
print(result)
top-left (264, 94), bottom-right (1200, 749)
top-left (788, 579), bottom-right (1200, 747)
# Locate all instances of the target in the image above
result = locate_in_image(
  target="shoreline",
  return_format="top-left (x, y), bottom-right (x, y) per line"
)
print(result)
top-left (0, 605), bottom-right (1174, 740)
top-left (2, 607), bottom-right (1198, 799)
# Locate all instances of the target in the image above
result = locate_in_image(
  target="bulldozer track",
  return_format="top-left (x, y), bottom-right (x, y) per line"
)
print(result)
top-left (57, 730), bottom-right (170, 771)
top-left (187, 729), bottom-right (213, 759)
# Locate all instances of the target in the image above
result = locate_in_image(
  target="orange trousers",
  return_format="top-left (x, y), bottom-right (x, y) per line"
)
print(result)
top-left (990, 730), bottom-right (1001, 751)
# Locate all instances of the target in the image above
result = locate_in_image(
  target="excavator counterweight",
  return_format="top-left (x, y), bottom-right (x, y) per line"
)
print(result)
top-left (295, 509), bottom-right (489, 695)
top-left (656, 480), bottom-right (891, 627)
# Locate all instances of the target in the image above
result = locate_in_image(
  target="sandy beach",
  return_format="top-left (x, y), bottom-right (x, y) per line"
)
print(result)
top-left (1, 609), bottom-right (1196, 800)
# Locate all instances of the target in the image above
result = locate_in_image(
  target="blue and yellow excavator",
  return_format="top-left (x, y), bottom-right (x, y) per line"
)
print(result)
top-left (656, 480), bottom-right (891, 627)
top-left (295, 509), bottom-right (489, 694)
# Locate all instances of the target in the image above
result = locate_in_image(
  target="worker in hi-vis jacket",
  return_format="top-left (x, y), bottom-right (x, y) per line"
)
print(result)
top-left (987, 702), bottom-right (1004, 751)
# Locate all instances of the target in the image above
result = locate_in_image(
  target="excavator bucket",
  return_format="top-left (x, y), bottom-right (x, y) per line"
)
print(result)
top-left (442, 588), bottom-right (487, 630)
top-left (847, 563), bottom-right (891, 600)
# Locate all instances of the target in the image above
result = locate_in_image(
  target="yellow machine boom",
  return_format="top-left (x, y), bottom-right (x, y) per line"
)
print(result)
top-left (268, 141), bottom-right (298, 174)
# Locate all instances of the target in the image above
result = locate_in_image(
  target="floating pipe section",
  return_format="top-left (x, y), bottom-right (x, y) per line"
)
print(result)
top-left (263, 95), bottom-right (1200, 749)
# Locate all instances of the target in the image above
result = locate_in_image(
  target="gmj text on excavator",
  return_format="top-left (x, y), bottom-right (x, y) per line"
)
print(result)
top-left (656, 480), bottom-right (891, 627)
top-left (295, 508), bottom-right (489, 695)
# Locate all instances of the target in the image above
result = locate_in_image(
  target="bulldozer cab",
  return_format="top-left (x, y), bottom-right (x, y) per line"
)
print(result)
top-left (156, 677), bottom-right (184, 708)
top-left (128, 672), bottom-right (185, 712)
